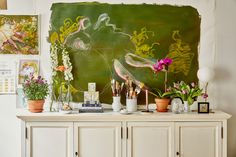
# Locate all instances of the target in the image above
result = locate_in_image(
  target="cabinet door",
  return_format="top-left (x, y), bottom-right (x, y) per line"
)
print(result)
top-left (127, 122), bottom-right (174, 157)
top-left (74, 122), bottom-right (122, 157)
top-left (176, 122), bottom-right (222, 157)
top-left (26, 122), bottom-right (73, 157)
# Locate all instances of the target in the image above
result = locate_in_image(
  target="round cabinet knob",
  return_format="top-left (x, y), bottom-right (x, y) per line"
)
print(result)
top-left (176, 152), bottom-right (180, 155)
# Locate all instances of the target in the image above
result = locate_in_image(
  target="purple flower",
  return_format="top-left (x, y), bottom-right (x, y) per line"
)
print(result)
top-left (153, 62), bottom-right (163, 72)
top-left (25, 82), bottom-right (30, 87)
top-left (166, 87), bottom-right (171, 92)
top-left (182, 89), bottom-right (188, 94)
top-left (163, 58), bottom-right (172, 65)
top-left (158, 59), bottom-right (165, 65)
top-left (153, 57), bottom-right (173, 72)
top-left (153, 63), bottom-right (159, 71)
top-left (38, 80), bottom-right (44, 84)
top-left (157, 65), bottom-right (163, 71)
top-left (174, 83), bottom-right (180, 89)
top-left (202, 93), bottom-right (208, 99)
top-left (191, 82), bottom-right (195, 87)
top-left (29, 73), bottom-right (34, 80)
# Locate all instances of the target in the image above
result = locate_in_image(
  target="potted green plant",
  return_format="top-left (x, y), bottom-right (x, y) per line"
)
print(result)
top-left (150, 88), bottom-right (175, 112)
top-left (23, 75), bottom-right (49, 113)
top-left (171, 81), bottom-right (203, 112)
top-left (150, 57), bottom-right (173, 112)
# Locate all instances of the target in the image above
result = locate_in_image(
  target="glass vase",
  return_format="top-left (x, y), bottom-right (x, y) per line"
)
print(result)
top-left (183, 101), bottom-right (190, 113)
top-left (171, 98), bottom-right (183, 114)
top-left (58, 84), bottom-right (72, 111)
top-left (49, 84), bottom-right (58, 112)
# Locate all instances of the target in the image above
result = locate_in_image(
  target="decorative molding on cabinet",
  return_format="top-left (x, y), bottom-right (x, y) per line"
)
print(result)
top-left (17, 109), bottom-right (231, 157)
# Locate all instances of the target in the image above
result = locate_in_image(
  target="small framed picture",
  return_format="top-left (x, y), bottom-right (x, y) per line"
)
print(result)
top-left (88, 82), bottom-right (96, 92)
top-left (18, 59), bottom-right (39, 85)
top-left (198, 102), bottom-right (210, 113)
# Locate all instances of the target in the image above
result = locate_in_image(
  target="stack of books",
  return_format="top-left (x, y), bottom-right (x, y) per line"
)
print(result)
top-left (79, 102), bottom-right (104, 113)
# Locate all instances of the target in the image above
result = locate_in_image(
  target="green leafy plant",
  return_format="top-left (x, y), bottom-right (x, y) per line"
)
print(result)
top-left (23, 75), bottom-right (49, 100)
top-left (171, 81), bottom-right (203, 105)
top-left (150, 88), bottom-right (175, 99)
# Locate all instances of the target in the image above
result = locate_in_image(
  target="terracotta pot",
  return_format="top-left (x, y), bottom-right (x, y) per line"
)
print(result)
top-left (28, 100), bottom-right (45, 113)
top-left (155, 98), bottom-right (170, 112)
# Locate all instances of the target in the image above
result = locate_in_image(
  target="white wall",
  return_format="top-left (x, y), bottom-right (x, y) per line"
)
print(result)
top-left (1, 0), bottom-right (236, 157)
top-left (215, 0), bottom-right (236, 157)
top-left (0, 1), bottom-right (35, 157)
top-left (0, 0), bottom-right (35, 157)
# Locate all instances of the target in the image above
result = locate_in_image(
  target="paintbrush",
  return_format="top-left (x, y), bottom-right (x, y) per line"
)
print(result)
top-left (111, 79), bottom-right (116, 96)
top-left (115, 81), bottom-right (120, 96)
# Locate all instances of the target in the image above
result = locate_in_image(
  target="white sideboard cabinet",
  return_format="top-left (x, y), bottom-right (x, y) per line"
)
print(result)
top-left (176, 122), bottom-right (222, 157)
top-left (127, 122), bottom-right (174, 157)
top-left (74, 122), bottom-right (122, 157)
top-left (25, 122), bottom-right (73, 157)
top-left (17, 110), bottom-right (231, 157)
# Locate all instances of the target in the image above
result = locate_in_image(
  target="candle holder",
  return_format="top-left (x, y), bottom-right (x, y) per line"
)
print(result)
top-left (141, 90), bottom-right (153, 113)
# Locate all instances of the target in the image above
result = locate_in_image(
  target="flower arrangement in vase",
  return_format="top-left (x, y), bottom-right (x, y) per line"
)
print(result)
top-left (170, 81), bottom-right (204, 112)
top-left (23, 75), bottom-right (49, 113)
top-left (50, 43), bottom-right (78, 112)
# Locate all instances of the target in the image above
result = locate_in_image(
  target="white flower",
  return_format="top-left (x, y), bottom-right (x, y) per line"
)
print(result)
top-left (62, 47), bottom-right (73, 81)
top-left (50, 44), bottom-right (58, 77)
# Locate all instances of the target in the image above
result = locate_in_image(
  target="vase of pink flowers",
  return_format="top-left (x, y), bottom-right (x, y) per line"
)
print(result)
top-left (171, 81), bottom-right (204, 112)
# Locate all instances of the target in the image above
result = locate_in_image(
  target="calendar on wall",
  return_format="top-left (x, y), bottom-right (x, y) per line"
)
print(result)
top-left (0, 62), bottom-right (16, 94)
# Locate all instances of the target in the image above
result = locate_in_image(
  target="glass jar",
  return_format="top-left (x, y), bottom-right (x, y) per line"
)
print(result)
top-left (126, 98), bottom-right (137, 112)
top-left (112, 96), bottom-right (121, 112)
top-left (58, 84), bottom-right (72, 111)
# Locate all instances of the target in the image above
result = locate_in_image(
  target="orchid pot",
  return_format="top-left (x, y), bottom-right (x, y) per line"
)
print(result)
top-left (155, 98), bottom-right (170, 112)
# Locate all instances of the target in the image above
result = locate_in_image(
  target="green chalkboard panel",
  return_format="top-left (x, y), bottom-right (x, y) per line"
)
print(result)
top-left (49, 2), bottom-right (200, 104)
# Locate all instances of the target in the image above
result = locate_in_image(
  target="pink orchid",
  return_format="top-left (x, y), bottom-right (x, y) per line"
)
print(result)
top-left (174, 83), bottom-right (180, 89)
top-left (202, 93), bottom-right (208, 99)
top-left (153, 57), bottom-right (173, 72)
top-left (182, 89), bottom-right (188, 94)
top-left (191, 82), bottom-right (195, 87)
top-left (162, 58), bottom-right (172, 65)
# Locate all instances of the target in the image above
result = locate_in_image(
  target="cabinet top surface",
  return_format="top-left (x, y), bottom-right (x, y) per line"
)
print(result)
top-left (16, 109), bottom-right (231, 122)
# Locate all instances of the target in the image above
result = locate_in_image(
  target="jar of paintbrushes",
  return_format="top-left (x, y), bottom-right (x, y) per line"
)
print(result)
top-left (125, 78), bottom-right (141, 112)
top-left (111, 79), bottom-right (124, 112)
